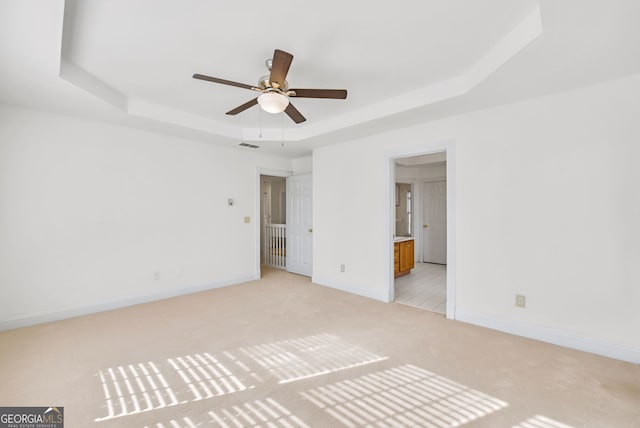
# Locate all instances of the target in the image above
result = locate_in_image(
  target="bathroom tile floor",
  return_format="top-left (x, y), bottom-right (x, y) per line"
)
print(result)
top-left (394, 262), bottom-right (446, 314)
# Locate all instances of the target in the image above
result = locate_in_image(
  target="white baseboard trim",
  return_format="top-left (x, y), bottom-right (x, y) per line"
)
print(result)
top-left (312, 276), bottom-right (388, 302)
top-left (0, 275), bottom-right (256, 332)
top-left (456, 310), bottom-right (640, 364)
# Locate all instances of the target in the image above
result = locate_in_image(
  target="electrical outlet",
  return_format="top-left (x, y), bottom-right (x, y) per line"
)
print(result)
top-left (340, 264), bottom-right (345, 273)
top-left (515, 294), bottom-right (526, 308)
top-left (153, 272), bottom-right (160, 281)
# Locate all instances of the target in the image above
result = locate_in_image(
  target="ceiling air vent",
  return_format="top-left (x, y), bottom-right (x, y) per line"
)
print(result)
top-left (239, 142), bottom-right (260, 149)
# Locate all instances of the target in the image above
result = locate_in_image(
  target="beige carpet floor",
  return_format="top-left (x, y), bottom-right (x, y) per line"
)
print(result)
top-left (0, 267), bottom-right (638, 427)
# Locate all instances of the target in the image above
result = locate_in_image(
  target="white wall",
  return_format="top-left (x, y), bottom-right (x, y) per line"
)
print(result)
top-left (0, 105), bottom-right (291, 329)
top-left (314, 75), bottom-right (640, 362)
top-left (292, 156), bottom-right (312, 174)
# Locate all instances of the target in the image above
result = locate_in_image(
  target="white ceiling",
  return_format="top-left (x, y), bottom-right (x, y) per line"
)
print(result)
top-left (1, 1), bottom-right (639, 157)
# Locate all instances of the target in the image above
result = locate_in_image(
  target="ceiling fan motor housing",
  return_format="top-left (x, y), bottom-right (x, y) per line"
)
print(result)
top-left (258, 75), bottom-right (288, 91)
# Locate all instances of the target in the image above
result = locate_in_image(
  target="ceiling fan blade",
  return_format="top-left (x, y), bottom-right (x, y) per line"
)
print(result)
top-left (226, 98), bottom-right (258, 115)
top-left (290, 88), bottom-right (348, 99)
top-left (269, 49), bottom-right (293, 89)
top-left (193, 74), bottom-right (256, 91)
top-left (284, 103), bottom-right (306, 124)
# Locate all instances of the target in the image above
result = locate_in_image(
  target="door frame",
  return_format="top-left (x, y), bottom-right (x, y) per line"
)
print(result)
top-left (255, 168), bottom-right (293, 279)
top-left (384, 139), bottom-right (457, 319)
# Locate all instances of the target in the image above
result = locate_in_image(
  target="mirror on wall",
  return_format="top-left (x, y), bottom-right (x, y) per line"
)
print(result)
top-left (395, 183), bottom-right (413, 237)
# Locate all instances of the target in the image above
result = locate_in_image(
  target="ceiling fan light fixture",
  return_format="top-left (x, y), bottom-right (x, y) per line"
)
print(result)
top-left (258, 92), bottom-right (289, 114)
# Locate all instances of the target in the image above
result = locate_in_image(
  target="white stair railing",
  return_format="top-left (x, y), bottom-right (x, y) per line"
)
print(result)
top-left (264, 224), bottom-right (286, 269)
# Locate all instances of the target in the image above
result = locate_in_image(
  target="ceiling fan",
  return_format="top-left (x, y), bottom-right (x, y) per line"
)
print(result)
top-left (193, 49), bottom-right (347, 124)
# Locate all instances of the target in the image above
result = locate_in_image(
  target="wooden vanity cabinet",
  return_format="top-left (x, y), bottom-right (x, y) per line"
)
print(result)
top-left (394, 239), bottom-right (415, 277)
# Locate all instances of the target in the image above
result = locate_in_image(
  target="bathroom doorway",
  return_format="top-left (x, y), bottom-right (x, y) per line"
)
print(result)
top-left (386, 141), bottom-right (456, 319)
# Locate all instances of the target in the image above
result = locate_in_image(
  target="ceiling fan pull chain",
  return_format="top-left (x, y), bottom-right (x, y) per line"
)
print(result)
top-left (259, 108), bottom-right (263, 138)
top-left (281, 114), bottom-right (285, 148)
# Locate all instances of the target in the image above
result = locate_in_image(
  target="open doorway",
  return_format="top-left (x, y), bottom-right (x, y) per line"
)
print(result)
top-left (394, 154), bottom-right (447, 314)
top-left (386, 141), bottom-right (456, 319)
top-left (260, 175), bottom-right (287, 269)
top-left (255, 169), bottom-right (313, 279)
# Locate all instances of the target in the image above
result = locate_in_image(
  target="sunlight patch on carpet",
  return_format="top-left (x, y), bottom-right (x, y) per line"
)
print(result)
top-left (301, 364), bottom-right (508, 427)
top-left (512, 415), bottom-right (574, 428)
top-left (207, 398), bottom-right (310, 428)
top-left (239, 333), bottom-right (387, 384)
top-left (94, 362), bottom-right (180, 421)
top-left (94, 351), bottom-right (258, 421)
top-left (142, 398), bottom-right (310, 428)
top-left (167, 351), bottom-right (255, 401)
top-left (94, 333), bottom-right (388, 422)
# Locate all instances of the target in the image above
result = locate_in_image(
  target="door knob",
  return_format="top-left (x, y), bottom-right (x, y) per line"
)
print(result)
top-left (308, 228), bottom-right (313, 233)
top-left (423, 224), bottom-right (428, 228)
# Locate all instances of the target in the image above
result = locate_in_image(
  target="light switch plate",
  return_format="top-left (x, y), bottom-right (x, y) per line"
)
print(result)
top-left (244, 216), bottom-right (250, 223)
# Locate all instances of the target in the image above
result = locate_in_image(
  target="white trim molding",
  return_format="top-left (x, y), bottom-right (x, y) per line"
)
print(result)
top-left (0, 275), bottom-right (255, 332)
top-left (312, 276), bottom-right (389, 302)
top-left (456, 311), bottom-right (640, 364)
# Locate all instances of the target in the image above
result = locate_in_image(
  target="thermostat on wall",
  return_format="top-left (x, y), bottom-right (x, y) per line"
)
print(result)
top-left (228, 198), bottom-right (234, 206)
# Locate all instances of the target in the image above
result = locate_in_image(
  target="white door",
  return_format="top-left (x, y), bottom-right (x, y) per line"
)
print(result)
top-left (286, 174), bottom-right (313, 276)
top-left (423, 181), bottom-right (447, 264)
